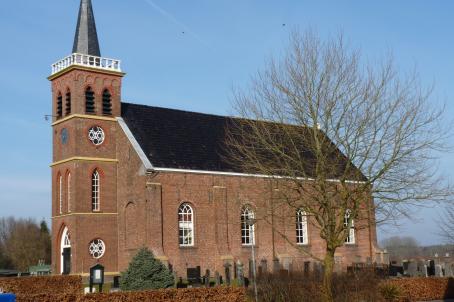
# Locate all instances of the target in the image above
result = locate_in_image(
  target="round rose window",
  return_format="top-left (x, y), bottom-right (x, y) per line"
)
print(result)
top-left (88, 126), bottom-right (105, 146)
top-left (88, 239), bottom-right (106, 259)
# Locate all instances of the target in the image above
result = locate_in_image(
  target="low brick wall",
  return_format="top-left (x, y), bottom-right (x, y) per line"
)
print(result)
top-left (0, 276), bottom-right (82, 295)
top-left (383, 277), bottom-right (454, 302)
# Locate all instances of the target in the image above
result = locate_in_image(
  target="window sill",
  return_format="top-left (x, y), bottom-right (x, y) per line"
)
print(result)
top-left (296, 243), bottom-right (310, 247)
top-left (179, 245), bottom-right (197, 249)
top-left (242, 245), bottom-right (257, 249)
top-left (344, 243), bottom-right (357, 247)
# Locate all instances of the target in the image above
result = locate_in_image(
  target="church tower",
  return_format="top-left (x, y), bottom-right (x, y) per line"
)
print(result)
top-left (49, 0), bottom-right (123, 276)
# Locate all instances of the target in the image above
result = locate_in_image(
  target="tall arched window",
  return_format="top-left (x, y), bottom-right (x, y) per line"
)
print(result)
top-left (59, 175), bottom-right (63, 214)
top-left (178, 203), bottom-right (194, 246)
top-left (241, 206), bottom-right (255, 245)
top-left (57, 93), bottom-right (63, 119)
top-left (102, 89), bottom-right (112, 116)
top-left (85, 87), bottom-right (95, 114)
top-left (296, 209), bottom-right (308, 245)
top-left (67, 173), bottom-right (71, 213)
top-left (65, 90), bottom-right (71, 116)
top-left (91, 170), bottom-right (100, 211)
top-left (344, 209), bottom-right (355, 244)
top-left (60, 227), bottom-right (71, 275)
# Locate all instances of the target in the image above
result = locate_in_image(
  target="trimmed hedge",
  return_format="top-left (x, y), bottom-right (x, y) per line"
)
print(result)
top-left (382, 277), bottom-right (454, 302)
top-left (82, 288), bottom-right (246, 302)
top-left (13, 287), bottom-right (246, 302)
top-left (15, 294), bottom-right (79, 302)
top-left (0, 276), bottom-right (82, 295)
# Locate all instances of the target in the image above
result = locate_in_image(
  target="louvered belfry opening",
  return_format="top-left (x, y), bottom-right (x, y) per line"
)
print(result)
top-left (85, 87), bottom-right (95, 114)
top-left (102, 89), bottom-right (112, 115)
top-left (57, 93), bottom-right (63, 119)
top-left (65, 91), bottom-right (71, 116)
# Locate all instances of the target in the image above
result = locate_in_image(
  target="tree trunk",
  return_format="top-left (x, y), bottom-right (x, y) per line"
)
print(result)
top-left (322, 248), bottom-right (335, 302)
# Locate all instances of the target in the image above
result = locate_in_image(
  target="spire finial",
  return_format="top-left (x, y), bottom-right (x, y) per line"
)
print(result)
top-left (72, 0), bottom-right (101, 57)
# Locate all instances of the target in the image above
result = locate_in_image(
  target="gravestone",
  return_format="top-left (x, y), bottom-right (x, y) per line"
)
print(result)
top-left (260, 259), bottom-right (268, 273)
top-left (236, 260), bottom-right (244, 287)
top-left (407, 261), bottom-right (418, 277)
top-left (273, 258), bottom-right (280, 273)
top-left (304, 261), bottom-right (311, 276)
top-left (444, 264), bottom-right (453, 277)
top-left (204, 269), bottom-right (210, 287)
top-left (215, 271), bottom-right (221, 286)
top-left (402, 261), bottom-right (409, 275)
top-left (422, 265), bottom-right (428, 277)
top-left (187, 266), bottom-right (202, 285)
top-left (416, 260), bottom-right (426, 277)
top-left (428, 260), bottom-right (435, 276)
top-left (223, 263), bottom-right (231, 286)
top-left (435, 264), bottom-right (443, 277)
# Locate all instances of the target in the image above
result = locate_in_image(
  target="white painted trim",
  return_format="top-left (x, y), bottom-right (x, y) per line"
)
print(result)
top-left (117, 117), bottom-right (153, 170)
top-left (153, 167), bottom-right (365, 184)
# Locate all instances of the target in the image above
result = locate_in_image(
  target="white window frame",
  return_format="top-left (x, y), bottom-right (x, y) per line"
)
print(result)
top-left (178, 203), bottom-right (194, 246)
top-left (92, 170), bottom-right (100, 211)
top-left (67, 173), bottom-right (71, 213)
top-left (59, 175), bottom-right (63, 214)
top-left (344, 209), bottom-right (355, 244)
top-left (241, 206), bottom-right (255, 246)
top-left (296, 209), bottom-right (309, 245)
top-left (60, 227), bottom-right (71, 274)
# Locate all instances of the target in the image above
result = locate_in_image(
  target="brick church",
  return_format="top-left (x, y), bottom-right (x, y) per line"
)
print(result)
top-left (50, 0), bottom-right (380, 278)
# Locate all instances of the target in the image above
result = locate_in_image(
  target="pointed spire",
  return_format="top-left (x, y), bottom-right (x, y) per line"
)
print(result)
top-left (72, 0), bottom-right (101, 57)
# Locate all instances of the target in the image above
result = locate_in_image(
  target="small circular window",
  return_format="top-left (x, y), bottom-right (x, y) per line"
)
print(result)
top-left (88, 239), bottom-right (106, 259)
top-left (88, 126), bottom-right (105, 146)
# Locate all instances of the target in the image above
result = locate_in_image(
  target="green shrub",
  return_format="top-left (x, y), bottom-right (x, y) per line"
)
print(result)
top-left (120, 248), bottom-right (174, 291)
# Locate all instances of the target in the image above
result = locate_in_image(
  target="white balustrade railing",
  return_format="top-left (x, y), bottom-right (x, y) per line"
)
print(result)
top-left (51, 53), bottom-right (122, 75)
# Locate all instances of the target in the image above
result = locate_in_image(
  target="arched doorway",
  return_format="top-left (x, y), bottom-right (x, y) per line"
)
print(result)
top-left (60, 227), bottom-right (71, 275)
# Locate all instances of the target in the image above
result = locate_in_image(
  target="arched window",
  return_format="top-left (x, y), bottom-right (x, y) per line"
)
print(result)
top-left (91, 170), bottom-right (100, 211)
top-left (60, 227), bottom-right (71, 275)
top-left (58, 175), bottom-right (63, 214)
top-left (344, 209), bottom-right (355, 244)
top-left (67, 173), bottom-right (71, 213)
top-left (296, 209), bottom-right (308, 245)
top-left (65, 90), bottom-right (71, 116)
top-left (102, 89), bottom-right (112, 116)
top-left (57, 93), bottom-right (63, 119)
top-left (85, 87), bottom-right (95, 114)
top-left (241, 206), bottom-right (255, 245)
top-left (178, 203), bottom-right (194, 246)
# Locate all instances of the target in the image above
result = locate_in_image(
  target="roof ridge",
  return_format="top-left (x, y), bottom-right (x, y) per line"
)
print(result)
top-left (121, 101), bottom-right (232, 119)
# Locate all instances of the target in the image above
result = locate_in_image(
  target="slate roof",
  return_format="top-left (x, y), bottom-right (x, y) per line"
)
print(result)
top-left (121, 102), bottom-right (233, 172)
top-left (121, 102), bottom-right (365, 180)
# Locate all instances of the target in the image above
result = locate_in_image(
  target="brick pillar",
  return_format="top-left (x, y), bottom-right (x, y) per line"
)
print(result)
top-left (213, 186), bottom-right (231, 256)
top-left (146, 182), bottom-right (165, 257)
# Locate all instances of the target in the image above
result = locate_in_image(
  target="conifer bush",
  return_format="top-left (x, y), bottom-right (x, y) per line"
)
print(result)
top-left (120, 247), bottom-right (175, 291)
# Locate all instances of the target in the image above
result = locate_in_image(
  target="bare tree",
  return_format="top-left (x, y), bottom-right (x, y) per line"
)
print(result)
top-left (0, 217), bottom-right (52, 271)
top-left (224, 30), bottom-right (452, 302)
top-left (380, 236), bottom-right (420, 263)
top-left (438, 203), bottom-right (454, 244)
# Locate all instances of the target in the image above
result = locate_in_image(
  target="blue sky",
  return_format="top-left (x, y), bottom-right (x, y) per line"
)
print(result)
top-left (0, 0), bottom-right (453, 246)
